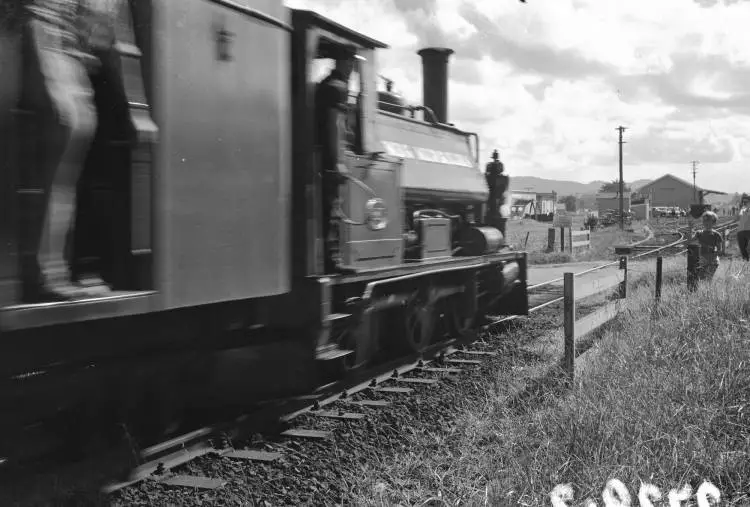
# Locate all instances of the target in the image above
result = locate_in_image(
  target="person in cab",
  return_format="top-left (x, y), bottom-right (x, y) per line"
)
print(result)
top-left (315, 44), bottom-right (357, 273)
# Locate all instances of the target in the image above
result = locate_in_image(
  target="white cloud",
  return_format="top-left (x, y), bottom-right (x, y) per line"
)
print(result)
top-left (284, 0), bottom-right (750, 193)
top-left (434, 0), bottom-right (477, 40)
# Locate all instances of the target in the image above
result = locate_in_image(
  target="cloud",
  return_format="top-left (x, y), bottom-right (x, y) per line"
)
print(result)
top-left (457, 3), bottom-right (614, 80)
top-left (613, 53), bottom-right (750, 113)
top-left (283, 0), bottom-right (750, 193)
top-left (694, 0), bottom-right (744, 7)
top-left (523, 79), bottom-right (554, 101)
top-left (627, 127), bottom-right (735, 164)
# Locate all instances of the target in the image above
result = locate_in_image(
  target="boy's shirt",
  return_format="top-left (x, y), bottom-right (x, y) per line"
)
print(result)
top-left (694, 229), bottom-right (722, 265)
top-left (739, 207), bottom-right (750, 231)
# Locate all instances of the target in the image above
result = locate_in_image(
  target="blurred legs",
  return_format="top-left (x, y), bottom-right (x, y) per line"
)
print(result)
top-left (28, 16), bottom-right (97, 299)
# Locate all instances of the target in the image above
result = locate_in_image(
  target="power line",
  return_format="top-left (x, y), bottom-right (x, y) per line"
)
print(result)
top-left (616, 126), bottom-right (628, 230)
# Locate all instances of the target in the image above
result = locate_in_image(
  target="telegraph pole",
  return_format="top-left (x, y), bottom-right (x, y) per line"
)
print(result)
top-left (616, 126), bottom-right (628, 230)
top-left (691, 160), bottom-right (699, 202)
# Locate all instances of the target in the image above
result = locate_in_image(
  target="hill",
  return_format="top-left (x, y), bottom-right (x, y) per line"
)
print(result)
top-left (509, 176), bottom-right (652, 196)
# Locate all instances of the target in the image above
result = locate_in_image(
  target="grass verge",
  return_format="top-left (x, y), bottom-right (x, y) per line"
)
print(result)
top-left (526, 226), bottom-right (644, 265)
top-left (486, 262), bottom-right (749, 505)
top-left (350, 259), bottom-right (749, 506)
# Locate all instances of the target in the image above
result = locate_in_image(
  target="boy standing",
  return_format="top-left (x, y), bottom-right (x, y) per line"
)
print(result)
top-left (737, 194), bottom-right (750, 262)
top-left (693, 211), bottom-right (723, 281)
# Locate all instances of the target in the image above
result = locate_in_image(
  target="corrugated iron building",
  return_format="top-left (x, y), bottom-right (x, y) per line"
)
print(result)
top-left (636, 174), bottom-right (725, 210)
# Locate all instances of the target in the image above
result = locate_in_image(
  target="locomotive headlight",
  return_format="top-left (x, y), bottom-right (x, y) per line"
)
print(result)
top-left (365, 198), bottom-right (388, 231)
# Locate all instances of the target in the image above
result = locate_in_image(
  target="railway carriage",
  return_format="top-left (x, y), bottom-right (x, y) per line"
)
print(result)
top-left (0, 0), bottom-right (526, 464)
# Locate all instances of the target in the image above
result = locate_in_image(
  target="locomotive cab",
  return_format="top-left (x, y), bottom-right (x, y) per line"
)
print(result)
top-left (290, 10), bottom-right (404, 276)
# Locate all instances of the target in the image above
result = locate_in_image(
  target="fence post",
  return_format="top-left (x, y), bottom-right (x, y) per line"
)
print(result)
top-left (547, 228), bottom-right (556, 251)
top-left (619, 256), bottom-right (628, 299)
top-left (567, 227), bottom-right (573, 253)
top-left (655, 256), bottom-right (663, 303)
top-left (563, 272), bottom-right (575, 384)
top-left (560, 227), bottom-right (566, 252)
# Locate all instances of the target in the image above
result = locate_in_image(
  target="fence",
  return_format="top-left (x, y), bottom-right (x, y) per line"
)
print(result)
top-left (547, 227), bottom-right (591, 253)
top-left (552, 217), bottom-right (739, 384)
top-left (562, 256), bottom-right (628, 383)
top-left (561, 249), bottom-right (727, 382)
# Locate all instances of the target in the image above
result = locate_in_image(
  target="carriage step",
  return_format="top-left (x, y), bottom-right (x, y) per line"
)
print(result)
top-left (316, 347), bottom-right (354, 361)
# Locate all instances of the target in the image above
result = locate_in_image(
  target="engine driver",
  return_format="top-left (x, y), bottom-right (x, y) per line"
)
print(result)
top-left (315, 45), bottom-right (356, 273)
top-left (485, 149), bottom-right (509, 237)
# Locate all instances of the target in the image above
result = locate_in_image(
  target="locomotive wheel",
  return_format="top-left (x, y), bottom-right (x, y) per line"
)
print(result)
top-left (448, 295), bottom-right (476, 341)
top-left (405, 297), bottom-right (436, 353)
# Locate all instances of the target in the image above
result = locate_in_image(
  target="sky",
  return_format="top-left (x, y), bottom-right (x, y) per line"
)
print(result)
top-left (284, 0), bottom-right (750, 194)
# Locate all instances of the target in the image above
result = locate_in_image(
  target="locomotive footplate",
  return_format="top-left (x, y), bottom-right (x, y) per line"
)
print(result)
top-left (323, 251), bottom-right (524, 286)
top-left (0, 290), bottom-right (157, 332)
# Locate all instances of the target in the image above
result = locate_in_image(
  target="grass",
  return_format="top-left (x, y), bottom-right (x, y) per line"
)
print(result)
top-left (486, 262), bottom-right (749, 505)
top-left (349, 255), bottom-right (750, 506)
top-left (506, 216), bottom-right (648, 265)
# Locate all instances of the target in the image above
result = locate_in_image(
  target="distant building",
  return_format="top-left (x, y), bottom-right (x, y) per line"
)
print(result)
top-left (577, 194), bottom-right (599, 210)
top-left (636, 174), bottom-right (725, 210)
top-left (510, 191), bottom-right (536, 218)
top-left (595, 192), bottom-right (631, 213)
top-left (537, 192), bottom-right (558, 215)
top-left (509, 191), bottom-right (558, 220)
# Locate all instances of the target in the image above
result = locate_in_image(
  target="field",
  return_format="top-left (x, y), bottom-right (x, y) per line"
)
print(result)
top-left (504, 215), bottom-right (648, 265)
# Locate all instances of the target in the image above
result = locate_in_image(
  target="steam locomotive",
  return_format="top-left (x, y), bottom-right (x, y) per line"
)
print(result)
top-left (0, 1), bottom-right (525, 461)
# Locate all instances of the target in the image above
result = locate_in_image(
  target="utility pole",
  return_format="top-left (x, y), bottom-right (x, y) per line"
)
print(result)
top-left (691, 160), bottom-right (699, 203)
top-left (616, 126), bottom-right (628, 230)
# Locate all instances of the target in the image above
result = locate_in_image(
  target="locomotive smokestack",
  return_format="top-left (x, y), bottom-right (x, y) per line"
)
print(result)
top-left (417, 47), bottom-right (454, 124)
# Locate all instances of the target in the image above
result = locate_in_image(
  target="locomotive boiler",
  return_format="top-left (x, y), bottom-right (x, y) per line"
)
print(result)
top-left (0, 0), bottom-right (526, 465)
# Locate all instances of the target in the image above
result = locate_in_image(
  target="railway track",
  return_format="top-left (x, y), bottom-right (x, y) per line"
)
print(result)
top-left (526, 217), bottom-right (738, 311)
top-left (12, 219), bottom-right (740, 504)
